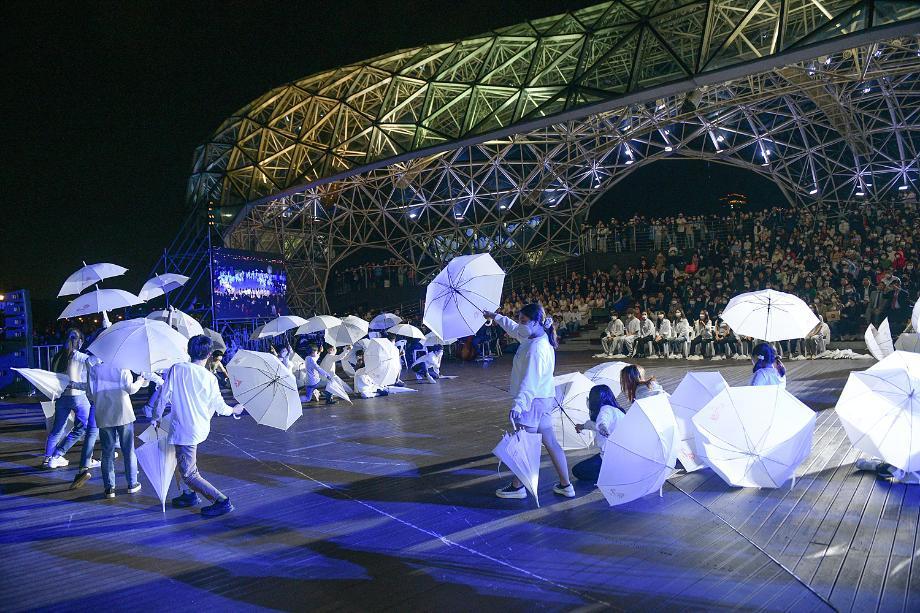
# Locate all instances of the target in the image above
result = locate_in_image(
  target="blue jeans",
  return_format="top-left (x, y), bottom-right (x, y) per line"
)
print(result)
top-left (46, 395), bottom-right (98, 468)
top-left (304, 384), bottom-right (332, 402)
top-left (572, 453), bottom-right (603, 484)
top-left (100, 423), bottom-right (137, 489)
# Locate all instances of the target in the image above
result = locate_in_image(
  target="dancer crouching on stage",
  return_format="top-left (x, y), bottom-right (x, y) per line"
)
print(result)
top-left (620, 364), bottom-right (666, 404)
top-left (750, 342), bottom-right (786, 388)
top-left (484, 303), bottom-right (575, 499)
top-left (152, 334), bottom-right (245, 517)
top-left (573, 384), bottom-right (625, 484)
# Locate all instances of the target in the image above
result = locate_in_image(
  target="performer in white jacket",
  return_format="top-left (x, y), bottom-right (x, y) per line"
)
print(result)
top-left (600, 312), bottom-right (625, 356)
top-left (653, 311), bottom-right (672, 357)
top-left (670, 311), bottom-right (693, 358)
top-left (485, 303), bottom-right (574, 500)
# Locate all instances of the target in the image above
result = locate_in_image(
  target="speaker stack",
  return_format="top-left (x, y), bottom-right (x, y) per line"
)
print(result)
top-left (0, 289), bottom-right (33, 395)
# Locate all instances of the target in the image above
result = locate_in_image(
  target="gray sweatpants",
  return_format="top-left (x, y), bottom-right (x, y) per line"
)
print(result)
top-left (175, 443), bottom-right (225, 502)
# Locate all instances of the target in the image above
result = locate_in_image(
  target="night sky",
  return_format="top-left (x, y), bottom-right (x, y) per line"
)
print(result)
top-left (4, 1), bottom-right (780, 322)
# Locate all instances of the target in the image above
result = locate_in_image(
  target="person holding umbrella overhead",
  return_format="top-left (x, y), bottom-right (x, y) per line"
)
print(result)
top-left (152, 335), bottom-right (245, 517)
top-left (485, 304), bottom-right (575, 500)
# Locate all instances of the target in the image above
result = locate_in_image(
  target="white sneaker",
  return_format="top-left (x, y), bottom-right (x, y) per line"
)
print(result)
top-left (48, 456), bottom-right (70, 469)
top-left (87, 458), bottom-right (101, 469)
top-left (553, 482), bottom-right (576, 498)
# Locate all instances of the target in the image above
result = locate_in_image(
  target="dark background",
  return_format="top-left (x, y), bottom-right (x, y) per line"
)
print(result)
top-left (3, 1), bottom-right (782, 318)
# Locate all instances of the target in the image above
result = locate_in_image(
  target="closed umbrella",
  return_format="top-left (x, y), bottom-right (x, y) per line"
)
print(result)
top-left (135, 424), bottom-right (177, 512)
top-left (423, 253), bottom-right (505, 341)
top-left (583, 361), bottom-right (629, 397)
top-left (721, 289), bottom-right (819, 342)
top-left (670, 372), bottom-right (728, 473)
top-left (203, 328), bottom-right (227, 352)
top-left (551, 372), bottom-right (595, 450)
top-left (258, 315), bottom-right (308, 338)
top-left (692, 386), bottom-right (816, 488)
top-left (493, 425), bottom-right (543, 506)
top-left (325, 375), bottom-right (353, 404)
top-left (362, 338), bottom-right (401, 387)
top-left (296, 315), bottom-right (342, 335)
top-left (146, 308), bottom-right (204, 339)
top-left (370, 312), bottom-right (402, 330)
top-left (11, 368), bottom-right (70, 400)
top-left (87, 318), bottom-right (189, 373)
top-left (837, 351), bottom-right (920, 473)
top-left (227, 350), bottom-right (302, 430)
top-left (59, 289), bottom-right (142, 320)
top-left (865, 318), bottom-right (895, 361)
top-left (138, 273), bottom-right (190, 302)
top-left (597, 394), bottom-right (678, 505)
top-left (387, 323), bottom-right (425, 339)
top-left (58, 262), bottom-right (127, 297)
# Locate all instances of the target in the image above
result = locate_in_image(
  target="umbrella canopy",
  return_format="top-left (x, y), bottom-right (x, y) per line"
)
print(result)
top-left (12, 368), bottom-right (70, 400)
top-left (258, 315), bottom-right (308, 338)
top-left (87, 318), bottom-right (189, 373)
top-left (138, 273), bottom-right (190, 301)
top-left (362, 338), bottom-right (401, 387)
top-left (583, 361), bottom-right (629, 397)
top-left (493, 428), bottom-right (543, 506)
top-left (423, 253), bottom-right (505, 341)
top-left (895, 333), bottom-right (920, 354)
top-left (388, 323), bottom-right (425, 339)
top-left (325, 321), bottom-right (367, 347)
top-left (865, 318), bottom-right (895, 361)
top-left (146, 308), bottom-right (205, 339)
top-left (913, 298), bottom-right (920, 331)
top-left (423, 331), bottom-right (451, 347)
top-left (249, 323), bottom-right (267, 341)
top-left (692, 386), bottom-right (816, 488)
top-left (58, 262), bottom-right (127, 297)
top-left (227, 350), bottom-right (302, 430)
top-left (670, 372), bottom-right (729, 473)
top-left (721, 289), bottom-right (819, 342)
top-left (837, 353), bottom-right (920, 473)
top-left (59, 289), bottom-right (142, 320)
top-left (296, 315), bottom-right (342, 335)
top-left (342, 339), bottom-right (370, 377)
top-left (551, 372), bottom-right (595, 450)
top-left (597, 394), bottom-right (678, 506)
top-left (342, 315), bottom-right (369, 333)
top-left (203, 328), bottom-right (227, 352)
top-left (135, 424), bottom-right (177, 512)
top-left (370, 312), bottom-right (402, 330)
top-left (325, 375), bottom-right (353, 404)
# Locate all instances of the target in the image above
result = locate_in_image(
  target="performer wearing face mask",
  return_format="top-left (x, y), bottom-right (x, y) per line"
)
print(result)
top-left (653, 311), bottom-right (671, 357)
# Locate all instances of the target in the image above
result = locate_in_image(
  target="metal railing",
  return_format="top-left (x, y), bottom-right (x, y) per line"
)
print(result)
top-left (579, 216), bottom-right (749, 255)
top-left (33, 344), bottom-right (62, 371)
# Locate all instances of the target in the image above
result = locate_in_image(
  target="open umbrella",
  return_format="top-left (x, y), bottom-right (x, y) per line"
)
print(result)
top-left (913, 298), bottom-right (920, 331)
top-left (58, 262), bottom-right (127, 297)
top-left (370, 312), bottom-right (402, 330)
top-left (423, 331), bottom-right (451, 347)
top-left (423, 253), bottom-right (505, 341)
top-left (692, 386), bottom-right (816, 488)
top-left (256, 315), bottom-right (308, 338)
top-left (493, 424), bottom-right (543, 506)
top-left (597, 394), bottom-right (678, 506)
top-left (670, 372), bottom-right (728, 473)
top-left (296, 315), bottom-right (342, 335)
top-left (59, 289), bottom-right (142, 320)
top-left (227, 350), bottom-right (302, 430)
top-left (362, 338), bottom-right (401, 387)
top-left (837, 351), bottom-right (920, 473)
top-left (87, 318), bottom-right (189, 373)
top-left (865, 318), bottom-right (895, 361)
top-left (135, 424), bottom-right (177, 512)
top-left (250, 323), bottom-right (267, 341)
top-left (583, 361), bottom-right (629, 397)
top-left (146, 308), bottom-right (204, 339)
top-left (203, 328), bottom-right (227, 352)
top-left (721, 289), bottom-right (819, 342)
top-left (387, 323), bottom-right (425, 339)
top-left (325, 321), bottom-right (367, 347)
top-left (11, 368), bottom-right (70, 400)
top-left (551, 372), bottom-right (595, 450)
top-left (138, 273), bottom-right (190, 302)
top-left (895, 333), bottom-right (920, 354)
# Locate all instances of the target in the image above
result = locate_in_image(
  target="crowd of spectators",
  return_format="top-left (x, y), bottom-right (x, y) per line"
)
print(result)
top-left (332, 258), bottom-right (418, 294)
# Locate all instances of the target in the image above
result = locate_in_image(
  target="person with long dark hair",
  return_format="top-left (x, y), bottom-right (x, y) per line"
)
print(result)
top-left (620, 364), bottom-right (665, 404)
top-left (572, 384), bottom-right (625, 483)
top-left (485, 303), bottom-right (575, 499)
top-left (750, 342), bottom-right (787, 387)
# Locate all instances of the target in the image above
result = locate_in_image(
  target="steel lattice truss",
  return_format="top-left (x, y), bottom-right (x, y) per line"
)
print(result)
top-left (183, 1), bottom-right (920, 314)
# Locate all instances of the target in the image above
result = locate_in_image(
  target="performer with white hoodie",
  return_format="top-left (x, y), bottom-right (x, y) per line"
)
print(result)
top-left (485, 303), bottom-right (574, 500)
top-left (670, 310), bottom-right (693, 358)
top-left (601, 312), bottom-right (625, 356)
top-left (653, 311), bottom-right (672, 357)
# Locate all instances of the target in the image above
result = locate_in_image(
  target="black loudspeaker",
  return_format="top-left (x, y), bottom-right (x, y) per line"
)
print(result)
top-left (0, 290), bottom-right (33, 395)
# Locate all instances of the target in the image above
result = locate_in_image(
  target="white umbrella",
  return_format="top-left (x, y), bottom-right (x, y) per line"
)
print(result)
top-left (325, 375), bottom-right (353, 404)
top-left (597, 394), bottom-right (678, 506)
top-left (136, 424), bottom-right (176, 512)
top-left (227, 350), bottom-right (302, 431)
top-left (325, 321), bottom-right (367, 347)
top-left (87, 318), bottom-right (189, 373)
top-left (342, 339), bottom-right (370, 377)
top-left (583, 361), bottom-right (629, 397)
top-left (342, 315), bottom-right (370, 333)
top-left (58, 262), bottom-right (127, 297)
top-left (11, 368), bottom-right (70, 400)
top-left (423, 253), bottom-right (505, 341)
top-left (257, 315), bottom-right (308, 338)
top-left (362, 338), bottom-right (401, 387)
top-left (670, 372), bottom-right (728, 473)
top-left (138, 273), bottom-right (190, 301)
top-left (913, 298), bottom-right (920, 331)
top-left (865, 318), bottom-right (895, 361)
top-left (370, 312), bottom-right (402, 330)
top-left (551, 372), bottom-right (595, 450)
top-left (692, 386), bottom-right (816, 488)
top-left (424, 331), bottom-right (452, 347)
top-left (493, 427), bottom-right (543, 506)
top-left (146, 308), bottom-right (205, 339)
top-left (58, 289), bottom-right (142, 320)
top-left (837, 352), bottom-right (920, 473)
top-left (895, 333), bottom-right (920, 354)
top-left (203, 328), bottom-right (227, 352)
top-left (296, 315), bottom-right (343, 335)
top-left (387, 323), bottom-right (425, 339)
top-left (721, 289), bottom-right (819, 342)
top-left (250, 323), bottom-right (267, 341)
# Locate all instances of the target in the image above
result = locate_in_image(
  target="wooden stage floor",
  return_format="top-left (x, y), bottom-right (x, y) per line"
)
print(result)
top-left (0, 354), bottom-right (916, 612)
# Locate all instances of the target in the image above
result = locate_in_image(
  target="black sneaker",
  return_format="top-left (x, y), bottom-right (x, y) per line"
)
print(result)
top-left (201, 497), bottom-right (234, 517)
top-left (171, 491), bottom-right (201, 508)
top-left (325, 398), bottom-right (338, 405)
top-left (495, 483), bottom-right (527, 499)
top-left (70, 470), bottom-right (92, 490)
top-left (104, 487), bottom-right (116, 499)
